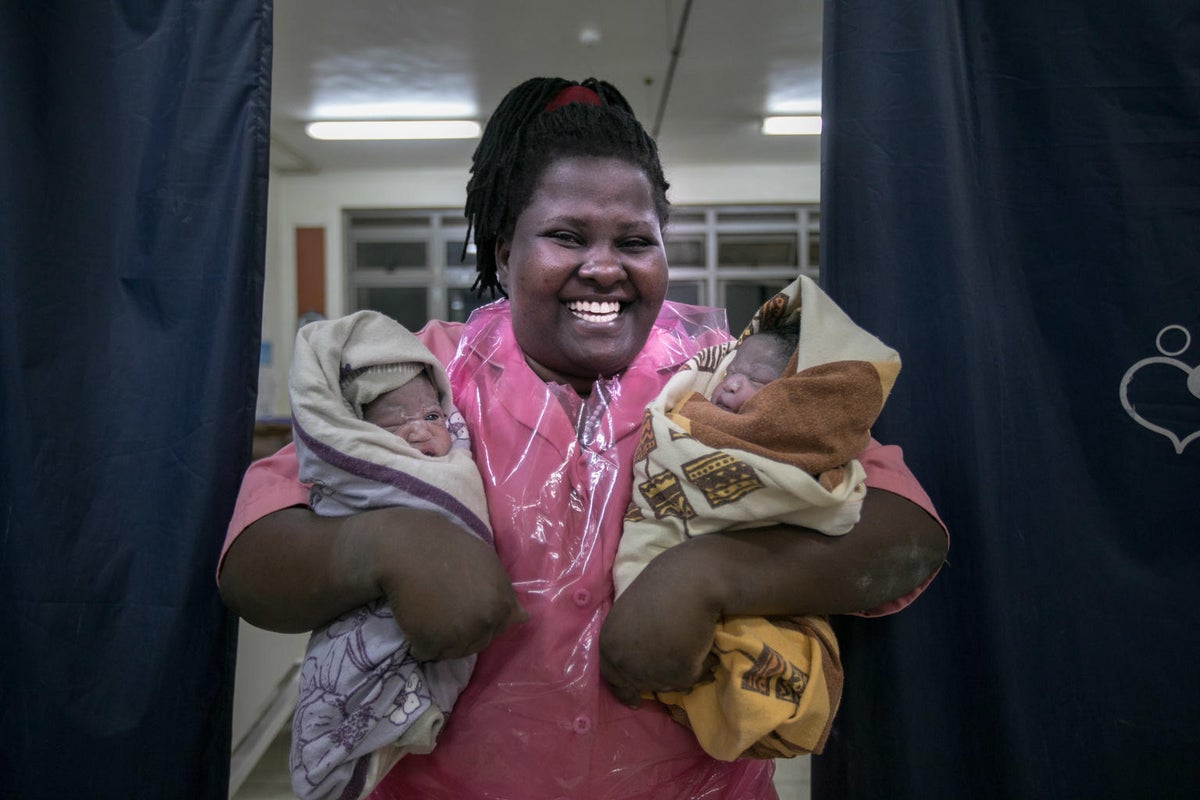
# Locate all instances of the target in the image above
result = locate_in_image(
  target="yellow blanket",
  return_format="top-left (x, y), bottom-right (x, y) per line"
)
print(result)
top-left (656, 615), bottom-right (842, 760)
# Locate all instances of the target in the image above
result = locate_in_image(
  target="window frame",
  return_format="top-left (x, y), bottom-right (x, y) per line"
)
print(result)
top-left (343, 204), bottom-right (820, 331)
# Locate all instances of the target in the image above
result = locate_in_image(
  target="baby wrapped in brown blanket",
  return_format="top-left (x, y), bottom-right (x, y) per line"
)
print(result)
top-left (615, 276), bottom-right (900, 760)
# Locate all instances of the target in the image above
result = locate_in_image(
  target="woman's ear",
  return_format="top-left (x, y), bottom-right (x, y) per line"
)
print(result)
top-left (495, 238), bottom-right (511, 293)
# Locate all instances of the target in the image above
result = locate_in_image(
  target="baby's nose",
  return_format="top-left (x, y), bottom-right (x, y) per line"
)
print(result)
top-left (403, 420), bottom-right (434, 442)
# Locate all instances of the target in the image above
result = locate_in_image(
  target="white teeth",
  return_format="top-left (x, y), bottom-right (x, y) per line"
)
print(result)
top-left (567, 300), bottom-right (621, 322)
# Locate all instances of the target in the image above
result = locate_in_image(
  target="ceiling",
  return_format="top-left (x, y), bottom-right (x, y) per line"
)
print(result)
top-left (269, 0), bottom-right (824, 174)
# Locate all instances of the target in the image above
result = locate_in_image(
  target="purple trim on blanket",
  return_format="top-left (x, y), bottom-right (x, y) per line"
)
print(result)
top-left (292, 417), bottom-right (493, 546)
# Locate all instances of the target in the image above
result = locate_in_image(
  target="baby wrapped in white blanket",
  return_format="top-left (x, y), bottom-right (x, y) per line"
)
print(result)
top-left (286, 310), bottom-right (493, 800)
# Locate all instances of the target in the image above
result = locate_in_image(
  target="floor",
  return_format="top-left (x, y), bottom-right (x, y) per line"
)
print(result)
top-left (231, 719), bottom-right (812, 800)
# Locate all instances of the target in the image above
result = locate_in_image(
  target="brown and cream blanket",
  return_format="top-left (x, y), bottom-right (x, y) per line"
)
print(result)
top-left (615, 275), bottom-right (900, 760)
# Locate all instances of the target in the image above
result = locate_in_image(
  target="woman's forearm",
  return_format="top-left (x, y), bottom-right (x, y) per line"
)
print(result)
top-left (219, 504), bottom-right (527, 657)
top-left (676, 488), bottom-right (948, 618)
top-left (600, 489), bottom-right (945, 701)
top-left (218, 506), bottom-right (386, 633)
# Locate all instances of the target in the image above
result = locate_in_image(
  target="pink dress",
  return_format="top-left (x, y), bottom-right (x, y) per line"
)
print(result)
top-left (221, 300), bottom-right (945, 800)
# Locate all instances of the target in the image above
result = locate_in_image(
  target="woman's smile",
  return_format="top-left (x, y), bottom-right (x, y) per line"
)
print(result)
top-left (566, 299), bottom-right (623, 323)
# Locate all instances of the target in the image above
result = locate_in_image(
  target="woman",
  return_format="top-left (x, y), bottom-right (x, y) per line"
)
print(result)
top-left (219, 77), bottom-right (947, 799)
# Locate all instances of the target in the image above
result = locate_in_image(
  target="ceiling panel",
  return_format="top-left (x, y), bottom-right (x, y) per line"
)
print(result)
top-left (269, 0), bottom-right (824, 173)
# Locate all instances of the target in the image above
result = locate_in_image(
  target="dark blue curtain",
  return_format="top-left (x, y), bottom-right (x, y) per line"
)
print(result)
top-left (0, 3), bottom-right (271, 798)
top-left (817, 2), bottom-right (1200, 798)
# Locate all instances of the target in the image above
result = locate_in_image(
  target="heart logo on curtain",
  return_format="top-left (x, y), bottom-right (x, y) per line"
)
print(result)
top-left (1119, 325), bottom-right (1200, 454)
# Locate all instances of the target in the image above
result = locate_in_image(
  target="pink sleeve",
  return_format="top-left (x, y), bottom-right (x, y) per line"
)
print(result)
top-left (217, 442), bottom-right (308, 578)
top-left (217, 320), bottom-right (466, 582)
top-left (854, 438), bottom-right (948, 617)
top-left (415, 318), bottom-right (465, 365)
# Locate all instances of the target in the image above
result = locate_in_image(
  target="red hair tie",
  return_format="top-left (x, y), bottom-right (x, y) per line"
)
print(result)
top-left (543, 84), bottom-right (602, 112)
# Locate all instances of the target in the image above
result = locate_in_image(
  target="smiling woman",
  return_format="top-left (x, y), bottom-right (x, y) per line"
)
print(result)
top-left (219, 76), bottom-right (947, 800)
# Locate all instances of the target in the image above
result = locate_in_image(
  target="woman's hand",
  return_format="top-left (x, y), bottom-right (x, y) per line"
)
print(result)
top-left (599, 546), bottom-right (721, 708)
top-left (365, 510), bottom-right (528, 660)
top-left (220, 505), bottom-right (525, 658)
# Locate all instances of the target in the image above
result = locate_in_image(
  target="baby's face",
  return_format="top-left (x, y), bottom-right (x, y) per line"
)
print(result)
top-left (362, 374), bottom-right (453, 457)
top-left (711, 337), bottom-right (787, 413)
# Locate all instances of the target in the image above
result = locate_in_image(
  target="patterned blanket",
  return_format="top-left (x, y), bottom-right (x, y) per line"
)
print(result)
top-left (616, 276), bottom-right (900, 759)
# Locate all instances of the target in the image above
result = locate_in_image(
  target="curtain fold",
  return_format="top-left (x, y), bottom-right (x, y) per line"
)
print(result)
top-left (817, 2), bottom-right (1200, 797)
top-left (0, 2), bottom-right (272, 797)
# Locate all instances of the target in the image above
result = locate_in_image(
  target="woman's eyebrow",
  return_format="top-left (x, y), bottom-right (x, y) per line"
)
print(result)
top-left (544, 215), bottom-right (655, 231)
top-left (544, 214), bottom-right (585, 227)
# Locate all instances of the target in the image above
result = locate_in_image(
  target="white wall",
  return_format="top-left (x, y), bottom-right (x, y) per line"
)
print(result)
top-left (255, 164), bottom-right (287, 417)
top-left (230, 621), bottom-right (305, 748)
top-left (258, 161), bottom-right (821, 417)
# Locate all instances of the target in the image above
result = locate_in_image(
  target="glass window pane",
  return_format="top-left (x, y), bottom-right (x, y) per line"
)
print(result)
top-left (445, 240), bottom-right (477, 267)
top-left (807, 230), bottom-right (820, 271)
top-left (717, 234), bottom-right (798, 267)
top-left (666, 281), bottom-right (703, 306)
top-left (355, 287), bottom-right (429, 330)
top-left (723, 280), bottom-right (792, 335)
top-left (665, 237), bottom-right (705, 267)
top-left (447, 287), bottom-right (493, 323)
top-left (354, 241), bottom-right (427, 270)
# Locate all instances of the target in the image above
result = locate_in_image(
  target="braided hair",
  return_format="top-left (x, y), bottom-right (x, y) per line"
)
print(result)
top-left (463, 77), bottom-right (670, 297)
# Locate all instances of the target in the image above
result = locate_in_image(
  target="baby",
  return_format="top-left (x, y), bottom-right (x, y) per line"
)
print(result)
top-left (709, 322), bottom-right (799, 413)
top-left (616, 275), bottom-right (901, 761)
top-left (285, 310), bottom-right (493, 800)
top-left (360, 371), bottom-right (452, 458)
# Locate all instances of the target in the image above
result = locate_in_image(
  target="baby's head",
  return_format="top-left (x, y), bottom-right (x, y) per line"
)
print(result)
top-left (361, 372), bottom-right (453, 457)
top-left (711, 321), bottom-right (800, 413)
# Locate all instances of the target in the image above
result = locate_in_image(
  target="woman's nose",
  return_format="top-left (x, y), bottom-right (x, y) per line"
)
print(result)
top-left (578, 245), bottom-right (623, 284)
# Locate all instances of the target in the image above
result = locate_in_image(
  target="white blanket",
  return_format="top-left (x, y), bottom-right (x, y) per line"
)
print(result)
top-left (286, 310), bottom-right (492, 800)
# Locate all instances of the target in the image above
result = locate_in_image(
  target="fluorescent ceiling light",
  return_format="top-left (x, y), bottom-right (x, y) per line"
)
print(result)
top-left (769, 97), bottom-right (822, 114)
top-left (305, 120), bottom-right (481, 141)
top-left (761, 116), bottom-right (823, 136)
top-left (313, 102), bottom-right (476, 119)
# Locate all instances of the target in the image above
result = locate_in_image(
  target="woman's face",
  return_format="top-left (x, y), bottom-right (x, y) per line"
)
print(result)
top-left (497, 156), bottom-right (668, 393)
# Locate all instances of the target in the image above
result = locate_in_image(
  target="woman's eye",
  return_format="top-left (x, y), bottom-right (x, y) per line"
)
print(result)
top-left (425, 412), bottom-right (443, 422)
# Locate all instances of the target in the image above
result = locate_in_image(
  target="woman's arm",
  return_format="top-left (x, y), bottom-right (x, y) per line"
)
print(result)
top-left (219, 504), bottom-right (526, 660)
top-left (599, 488), bottom-right (946, 705)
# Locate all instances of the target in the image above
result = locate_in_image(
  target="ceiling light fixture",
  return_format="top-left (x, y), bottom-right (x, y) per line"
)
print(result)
top-left (305, 120), bottom-right (482, 141)
top-left (761, 115), bottom-right (823, 136)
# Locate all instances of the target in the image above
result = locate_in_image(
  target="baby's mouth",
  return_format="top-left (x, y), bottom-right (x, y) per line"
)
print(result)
top-left (567, 299), bottom-right (622, 323)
